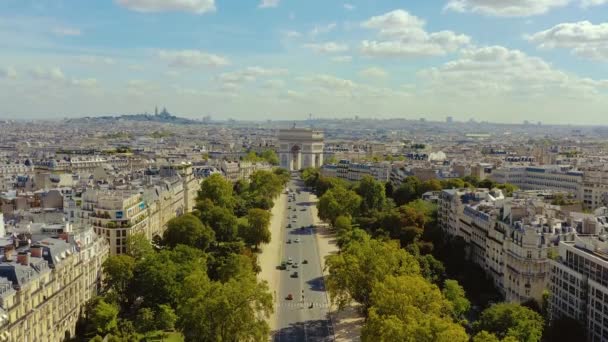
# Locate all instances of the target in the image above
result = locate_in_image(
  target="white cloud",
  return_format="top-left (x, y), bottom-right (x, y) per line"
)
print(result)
top-left (218, 67), bottom-right (288, 84)
top-left (359, 67), bottom-right (388, 79)
top-left (52, 27), bottom-right (82, 36)
top-left (344, 3), bottom-right (356, 11)
top-left (526, 21), bottom-right (608, 61)
top-left (29, 67), bottom-right (67, 82)
top-left (304, 42), bottom-right (349, 54)
top-left (71, 78), bottom-right (98, 88)
top-left (259, 0), bottom-right (280, 8)
top-left (126, 79), bottom-right (158, 96)
top-left (444, 0), bottom-right (570, 17)
top-left (115, 0), bottom-right (215, 14)
top-left (76, 55), bottom-right (116, 66)
top-left (263, 79), bottom-right (286, 89)
top-left (418, 46), bottom-right (608, 98)
top-left (310, 23), bottom-right (337, 36)
top-left (360, 10), bottom-right (470, 57)
top-left (331, 55), bottom-right (353, 63)
top-left (283, 30), bottom-right (302, 39)
top-left (581, 0), bottom-right (608, 6)
top-left (159, 50), bottom-right (230, 68)
top-left (0, 66), bottom-right (17, 79)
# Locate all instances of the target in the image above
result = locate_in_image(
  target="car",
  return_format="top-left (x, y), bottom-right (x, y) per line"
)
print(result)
top-left (292, 262), bottom-right (299, 268)
top-left (279, 262), bottom-right (287, 270)
top-left (287, 258), bottom-right (293, 264)
top-left (302, 259), bottom-right (308, 264)
top-left (301, 208), bottom-right (306, 211)
top-left (292, 215), bottom-right (297, 218)
top-left (287, 224), bottom-right (292, 228)
top-left (291, 272), bottom-right (299, 278)
top-left (288, 206), bottom-right (292, 209)
top-left (286, 294), bottom-right (293, 300)
top-left (286, 239), bottom-right (291, 244)
top-left (294, 238), bottom-right (300, 243)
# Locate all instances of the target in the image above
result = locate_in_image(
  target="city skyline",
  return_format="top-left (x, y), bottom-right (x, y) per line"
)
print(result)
top-left (1, 0), bottom-right (608, 124)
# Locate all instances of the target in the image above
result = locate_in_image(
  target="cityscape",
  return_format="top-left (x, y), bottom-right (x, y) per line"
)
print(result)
top-left (2, 1), bottom-right (608, 342)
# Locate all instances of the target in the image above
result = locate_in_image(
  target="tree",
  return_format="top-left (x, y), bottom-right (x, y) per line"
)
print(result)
top-left (473, 303), bottom-right (544, 342)
top-left (135, 307), bottom-right (156, 334)
top-left (302, 167), bottom-right (320, 188)
top-left (89, 298), bottom-right (119, 335)
top-left (361, 275), bottom-right (468, 342)
top-left (126, 232), bottom-right (154, 261)
top-left (442, 279), bottom-right (470, 321)
top-left (163, 214), bottom-right (215, 250)
top-left (240, 208), bottom-right (271, 249)
top-left (472, 331), bottom-right (500, 342)
top-left (317, 185), bottom-right (362, 225)
top-left (356, 175), bottom-right (387, 214)
top-left (260, 149), bottom-right (279, 165)
top-left (198, 173), bottom-right (234, 208)
top-left (417, 254), bottom-right (446, 284)
top-left (199, 205), bottom-right (239, 242)
top-left (393, 176), bottom-right (421, 206)
top-left (156, 304), bottom-right (177, 331)
top-left (102, 255), bottom-right (135, 307)
top-left (178, 268), bottom-right (273, 342)
top-left (314, 176), bottom-right (348, 197)
top-left (325, 232), bottom-right (420, 311)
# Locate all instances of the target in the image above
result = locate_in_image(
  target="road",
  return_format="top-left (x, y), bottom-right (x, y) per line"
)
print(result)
top-left (272, 177), bottom-right (334, 342)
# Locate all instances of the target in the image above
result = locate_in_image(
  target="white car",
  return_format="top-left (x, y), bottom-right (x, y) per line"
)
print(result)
top-left (287, 258), bottom-right (293, 264)
top-left (292, 262), bottom-right (299, 268)
top-left (294, 238), bottom-right (300, 243)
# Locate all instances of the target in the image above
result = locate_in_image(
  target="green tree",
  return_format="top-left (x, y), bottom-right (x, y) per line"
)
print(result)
top-left (472, 331), bottom-right (500, 342)
top-left (102, 255), bottom-right (135, 307)
top-left (317, 185), bottom-right (362, 225)
top-left (473, 303), bottom-right (544, 342)
top-left (325, 232), bottom-right (420, 311)
top-left (199, 204), bottom-right (239, 242)
top-left (156, 304), bottom-right (178, 331)
top-left (178, 268), bottom-right (273, 342)
top-left (361, 275), bottom-right (468, 342)
top-left (314, 176), bottom-right (348, 197)
top-left (240, 208), bottom-right (272, 249)
top-left (89, 298), bottom-right (119, 335)
top-left (417, 254), bottom-right (446, 284)
top-left (198, 173), bottom-right (234, 208)
top-left (163, 214), bottom-right (215, 250)
top-left (302, 167), bottom-right (321, 188)
top-left (393, 176), bottom-right (421, 206)
top-left (260, 149), bottom-right (279, 165)
top-left (135, 307), bottom-right (156, 334)
top-left (356, 175), bottom-right (387, 214)
top-left (442, 279), bottom-right (470, 321)
top-left (126, 232), bottom-right (154, 261)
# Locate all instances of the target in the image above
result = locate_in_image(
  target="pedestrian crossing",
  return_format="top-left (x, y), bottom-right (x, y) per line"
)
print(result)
top-left (275, 302), bottom-right (330, 309)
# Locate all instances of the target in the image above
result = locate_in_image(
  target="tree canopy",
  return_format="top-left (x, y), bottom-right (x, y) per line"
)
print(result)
top-left (473, 303), bottom-right (544, 342)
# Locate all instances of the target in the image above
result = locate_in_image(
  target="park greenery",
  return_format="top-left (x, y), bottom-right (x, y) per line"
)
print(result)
top-left (77, 169), bottom-right (289, 341)
top-left (242, 149), bottom-right (280, 166)
top-left (303, 168), bottom-right (567, 341)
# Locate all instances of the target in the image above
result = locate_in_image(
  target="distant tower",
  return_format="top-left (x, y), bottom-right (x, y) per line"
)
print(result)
top-left (155, 106), bottom-right (158, 116)
top-left (446, 116), bottom-right (453, 124)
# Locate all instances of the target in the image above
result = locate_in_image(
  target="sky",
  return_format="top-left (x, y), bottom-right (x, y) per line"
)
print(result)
top-left (0, 0), bottom-right (608, 124)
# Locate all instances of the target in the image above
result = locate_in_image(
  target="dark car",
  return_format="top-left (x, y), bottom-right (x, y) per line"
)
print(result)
top-left (286, 239), bottom-right (292, 244)
top-left (302, 260), bottom-right (308, 264)
top-left (291, 272), bottom-right (299, 278)
top-left (286, 294), bottom-right (293, 300)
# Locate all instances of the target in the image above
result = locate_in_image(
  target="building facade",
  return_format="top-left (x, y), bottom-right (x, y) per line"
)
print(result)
top-left (278, 128), bottom-right (324, 171)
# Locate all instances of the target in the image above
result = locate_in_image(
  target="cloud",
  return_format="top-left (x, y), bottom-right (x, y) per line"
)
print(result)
top-left (359, 67), bottom-right (388, 79)
top-left (218, 67), bottom-right (288, 84)
top-left (52, 27), bottom-right (82, 36)
top-left (344, 3), bottom-right (356, 11)
top-left (126, 79), bottom-right (158, 96)
top-left (310, 23), bottom-right (337, 36)
top-left (360, 10), bottom-right (470, 57)
top-left (29, 67), bottom-right (67, 82)
top-left (259, 0), bottom-right (280, 8)
top-left (263, 79), bottom-right (286, 89)
top-left (283, 30), bottom-right (301, 39)
top-left (76, 55), bottom-right (116, 66)
top-left (0, 66), bottom-right (17, 79)
top-left (444, 0), bottom-right (570, 17)
top-left (159, 50), bottom-right (230, 68)
top-left (418, 45), bottom-right (608, 98)
top-left (331, 55), bottom-right (353, 63)
top-left (526, 21), bottom-right (608, 61)
top-left (581, 0), bottom-right (608, 6)
top-left (71, 78), bottom-right (99, 88)
top-left (304, 42), bottom-right (349, 54)
top-left (115, 0), bottom-right (215, 14)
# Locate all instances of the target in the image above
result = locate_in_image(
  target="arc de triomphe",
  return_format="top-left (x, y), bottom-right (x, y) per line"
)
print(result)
top-left (278, 127), bottom-right (324, 171)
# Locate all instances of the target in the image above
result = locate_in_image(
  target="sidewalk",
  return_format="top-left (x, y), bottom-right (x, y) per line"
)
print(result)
top-left (310, 193), bottom-right (364, 342)
top-left (257, 193), bottom-right (287, 331)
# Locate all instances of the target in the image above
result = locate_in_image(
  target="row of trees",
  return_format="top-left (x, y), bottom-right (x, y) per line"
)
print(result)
top-left (308, 171), bottom-right (545, 341)
top-left (79, 169), bottom-right (289, 341)
top-left (242, 149), bottom-right (280, 165)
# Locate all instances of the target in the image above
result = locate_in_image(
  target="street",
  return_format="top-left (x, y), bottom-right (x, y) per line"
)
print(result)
top-left (272, 177), bottom-right (334, 342)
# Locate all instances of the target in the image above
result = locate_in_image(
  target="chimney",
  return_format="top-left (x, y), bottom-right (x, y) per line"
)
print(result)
top-left (59, 232), bottom-right (69, 242)
top-left (30, 246), bottom-right (42, 258)
top-left (17, 252), bottom-right (30, 266)
top-left (3, 246), bottom-right (13, 262)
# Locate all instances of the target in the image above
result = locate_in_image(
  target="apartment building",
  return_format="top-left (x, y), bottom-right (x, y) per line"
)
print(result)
top-left (549, 236), bottom-right (608, 342)
top-left (321, 160), bottom-right (390, 183)
top-left (438, 189), bottom-right (582, 303)
top-left (580, 167), bottom-right (608, 210)
top-left (0, 221), bottom-right (108, 342)
top-left (490, 166), bottom-right (583, 198)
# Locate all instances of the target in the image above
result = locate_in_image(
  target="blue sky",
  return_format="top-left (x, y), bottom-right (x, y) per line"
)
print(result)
top-left (0, 0), bottom-right (607, 124)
